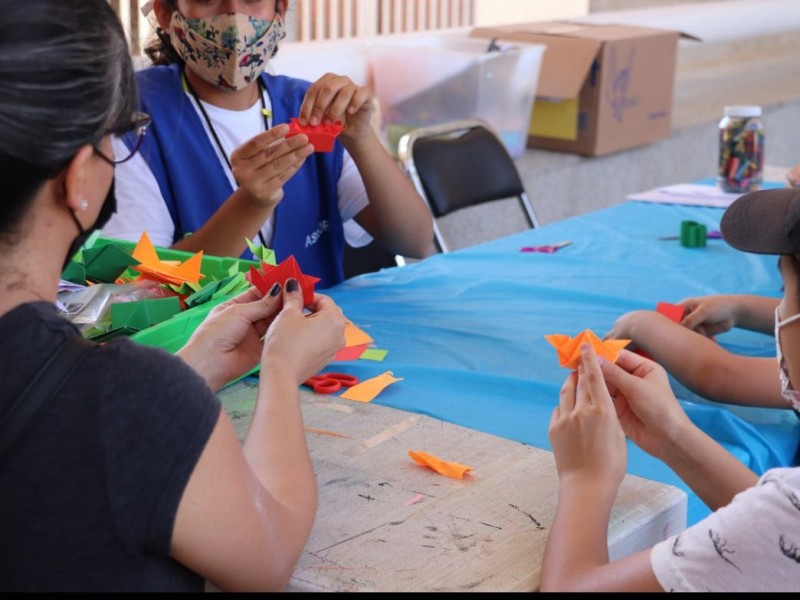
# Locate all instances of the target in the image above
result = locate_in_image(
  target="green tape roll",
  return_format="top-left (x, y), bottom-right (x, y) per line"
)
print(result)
top-left (680, 221), bottom-right (707, 248)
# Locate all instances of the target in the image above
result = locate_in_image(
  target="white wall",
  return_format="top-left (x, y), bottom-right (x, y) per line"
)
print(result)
top-left (574, 0), bottom-right (800, 44)
top-left (474, 0), bottom-right (589, 26)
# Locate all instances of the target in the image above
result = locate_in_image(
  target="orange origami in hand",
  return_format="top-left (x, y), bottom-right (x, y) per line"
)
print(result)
top-left (545, 329), bottom-right (630, 370)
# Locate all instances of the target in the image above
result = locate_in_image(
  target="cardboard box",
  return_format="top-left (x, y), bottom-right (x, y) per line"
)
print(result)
top-left (471, 21), bottom-right (690, 156)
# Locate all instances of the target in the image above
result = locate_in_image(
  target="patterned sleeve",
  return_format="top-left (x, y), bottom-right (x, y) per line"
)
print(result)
top-left (650, 467), bottom-right (800, 592)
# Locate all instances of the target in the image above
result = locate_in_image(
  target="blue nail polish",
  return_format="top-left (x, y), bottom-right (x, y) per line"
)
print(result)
top-left (286, 278), bottom-right (299, 292)
top-left (269, 282), bottom-right (282, 297)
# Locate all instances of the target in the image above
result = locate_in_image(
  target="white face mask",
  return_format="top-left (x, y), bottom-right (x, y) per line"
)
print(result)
top-left (774, 306), bottom-right (800, 412)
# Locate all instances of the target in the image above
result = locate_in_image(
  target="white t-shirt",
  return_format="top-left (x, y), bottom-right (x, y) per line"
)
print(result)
top-left (650, 466), bottom-right (800, 592)
top-left (103, 86), bottom-right (373, 249)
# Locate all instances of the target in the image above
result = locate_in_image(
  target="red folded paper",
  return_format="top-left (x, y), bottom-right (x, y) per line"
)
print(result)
top-left (286, 118), bottom-right (343, 152)
top-left (245, 255), bottom-right (320, 306)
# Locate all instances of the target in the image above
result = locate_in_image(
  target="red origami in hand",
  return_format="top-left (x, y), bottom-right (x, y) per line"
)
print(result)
top-left (285, 118), bottom-right (343, 152)
top-left (245, 255), bottom-right (320, 306)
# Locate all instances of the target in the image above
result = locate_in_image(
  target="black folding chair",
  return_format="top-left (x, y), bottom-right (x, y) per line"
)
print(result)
top-left (342, 238), bottom-right (402, 279)
top-left (397, 118), bottom-right (539, 253)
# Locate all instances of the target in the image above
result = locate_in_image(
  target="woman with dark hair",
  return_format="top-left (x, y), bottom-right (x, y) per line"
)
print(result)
top-left (102, 0), bottom-right (433, 288)
top-left (0, 0), bottom-right (346, 590)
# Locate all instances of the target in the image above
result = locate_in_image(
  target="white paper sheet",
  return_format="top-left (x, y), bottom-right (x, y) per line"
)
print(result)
top-left (626, 183), bottom-right (745, 208)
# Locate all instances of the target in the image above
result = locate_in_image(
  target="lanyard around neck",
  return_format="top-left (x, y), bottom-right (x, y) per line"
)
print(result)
top-left (182, 73), bottom-right (271, 173)
top-left (182, 72), bottom-right (272, 248)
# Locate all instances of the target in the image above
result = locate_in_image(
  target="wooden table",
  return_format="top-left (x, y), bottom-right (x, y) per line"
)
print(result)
top-left (219, 379), bottom-right (687, 593)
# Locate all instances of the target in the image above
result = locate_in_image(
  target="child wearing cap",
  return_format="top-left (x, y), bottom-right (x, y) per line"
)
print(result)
top-left (539, 188), bottom-right (800, 592)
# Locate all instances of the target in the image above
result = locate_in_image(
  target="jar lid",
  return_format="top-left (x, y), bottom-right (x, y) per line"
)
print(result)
top-left (724, 105), bottom-right (762, 117)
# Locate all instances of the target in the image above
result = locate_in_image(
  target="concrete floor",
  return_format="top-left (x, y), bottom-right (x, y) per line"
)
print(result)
top-left (437, 31), bottom-right (800, 252)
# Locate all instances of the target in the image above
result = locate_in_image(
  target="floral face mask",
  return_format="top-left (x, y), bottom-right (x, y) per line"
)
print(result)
top-left (168, 11), bottom-right (284, 92)
top-left (774, 306), bottom-right (800, 412)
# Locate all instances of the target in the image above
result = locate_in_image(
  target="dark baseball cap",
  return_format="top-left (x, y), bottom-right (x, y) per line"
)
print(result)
top-left (720, 188), bottom-right (800, 256)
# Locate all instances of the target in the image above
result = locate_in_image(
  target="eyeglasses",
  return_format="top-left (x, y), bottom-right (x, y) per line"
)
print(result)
top-left (93, 111), bottom-right (151, 166)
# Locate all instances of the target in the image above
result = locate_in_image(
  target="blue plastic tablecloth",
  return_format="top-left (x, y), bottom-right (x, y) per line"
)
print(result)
top-left (325, 197), bottom-right (800, 527)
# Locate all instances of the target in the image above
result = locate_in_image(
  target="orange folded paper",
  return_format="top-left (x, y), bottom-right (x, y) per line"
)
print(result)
top-left (408, 450), bottom-right (474, 480)
top-left (545, 329), bottom-right (630, 369)
top-left (131, 231), bottom-right (204, 286)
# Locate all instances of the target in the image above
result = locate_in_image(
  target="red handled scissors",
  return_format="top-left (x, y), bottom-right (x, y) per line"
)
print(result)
top-left (304, 372), bottom-right (360, 394)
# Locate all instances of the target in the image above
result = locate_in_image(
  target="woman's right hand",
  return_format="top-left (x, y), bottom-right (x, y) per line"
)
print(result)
top-left (598, 349), bottom-right (694, 460)
top-left (261, 279), bottom-right (347, 385)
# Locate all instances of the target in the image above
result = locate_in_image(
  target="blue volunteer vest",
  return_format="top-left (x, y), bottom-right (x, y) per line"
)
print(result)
top-left (125, 63), bottom-right (346, 289)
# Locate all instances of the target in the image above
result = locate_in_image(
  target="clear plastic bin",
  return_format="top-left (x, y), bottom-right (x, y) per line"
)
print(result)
top-left (370, 35), bottom-right (545, 158)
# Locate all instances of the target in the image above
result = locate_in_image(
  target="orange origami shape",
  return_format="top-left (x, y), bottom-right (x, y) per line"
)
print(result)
top-left (286, 118), bottom-right (343, 152)
top-left (545, 329), bottom-right (630, 370)
top-left (130, 231), bottom-right (204, 286)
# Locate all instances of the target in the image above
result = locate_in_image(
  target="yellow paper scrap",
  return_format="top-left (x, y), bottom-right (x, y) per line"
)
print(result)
top-left (359, 348), bottom-right (388, 362)
top-left (339, 370), bottom-right (402, 403)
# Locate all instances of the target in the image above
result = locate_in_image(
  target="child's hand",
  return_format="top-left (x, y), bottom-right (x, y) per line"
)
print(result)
top-left (549, 343), bottom-right (627, 489)
top-left (231, 124), bottom-right (314, 209)
top-left (598, 349), bottom-right (694, 460)
top-left (604, 309), bottom-right (660, 349)
top-left (678, 295), bottom-right (740, 337)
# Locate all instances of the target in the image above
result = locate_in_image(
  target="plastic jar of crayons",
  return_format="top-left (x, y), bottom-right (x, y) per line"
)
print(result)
top-left (717, 105), bottom-right (764, 193)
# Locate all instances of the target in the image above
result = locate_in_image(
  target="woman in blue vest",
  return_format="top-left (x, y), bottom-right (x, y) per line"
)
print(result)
top-left (103, 0), bottom-right (433, 289)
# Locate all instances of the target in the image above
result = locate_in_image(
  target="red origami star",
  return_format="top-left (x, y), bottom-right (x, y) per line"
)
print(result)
top-left (245, 255), bottom-right (320, 306)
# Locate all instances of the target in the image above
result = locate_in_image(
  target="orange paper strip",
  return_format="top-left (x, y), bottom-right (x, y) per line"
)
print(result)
top-left (339, 370), bottom-right (402, 403)
top-left (304, 427), bottom-right (353, 439)
top-left (408, 450), bottom-right (474, 480)
top-left (544, 329), bottom-right (630, 370)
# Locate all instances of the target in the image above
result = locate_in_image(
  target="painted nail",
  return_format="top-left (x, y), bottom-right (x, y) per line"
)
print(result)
top-left (286, 278), bottom-right (299, 292)
top-left (269, 282), bottom-right (282, 297)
